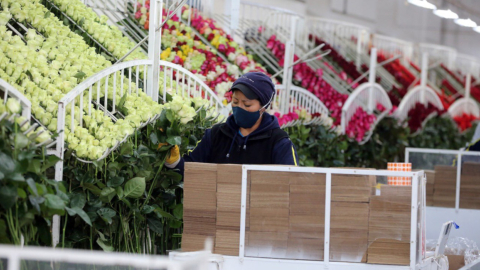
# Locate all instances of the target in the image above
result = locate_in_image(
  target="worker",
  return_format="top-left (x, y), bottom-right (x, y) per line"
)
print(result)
top-left (164, 72), bottom-right (299, 173)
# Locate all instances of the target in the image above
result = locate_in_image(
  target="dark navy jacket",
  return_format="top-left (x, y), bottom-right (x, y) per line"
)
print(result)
top-left (172, 113), bottom-right (298, 175)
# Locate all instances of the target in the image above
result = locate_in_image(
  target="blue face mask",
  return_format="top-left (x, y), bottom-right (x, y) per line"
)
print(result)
top-left (232, 92), bottom-right (274, 128)
top-left (232, 106), bottom-right (262, 128)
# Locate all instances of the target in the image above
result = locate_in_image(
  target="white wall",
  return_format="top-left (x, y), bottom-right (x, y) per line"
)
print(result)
top-left (245, 0), bottom-right (480, 60)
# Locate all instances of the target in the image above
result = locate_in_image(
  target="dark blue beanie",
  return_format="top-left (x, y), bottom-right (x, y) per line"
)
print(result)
top-left (230, 72), bottom-right (275, 106)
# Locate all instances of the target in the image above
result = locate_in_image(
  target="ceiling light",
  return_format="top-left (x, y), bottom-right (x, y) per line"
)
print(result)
top-left (433, 9), bottom-right (458, 19)
top-left (474, 26), bottom-right (480, 33)
top-left (408, 0), bottom-right (436, 10)
top-left (454, 18), bottom-right (477, 28)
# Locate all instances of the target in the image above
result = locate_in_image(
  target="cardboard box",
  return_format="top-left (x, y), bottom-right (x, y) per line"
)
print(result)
top-left (330, 202), bottom-right (369, 262)
top-left (446, 255), bottom-right (465, 270)
top-left (250, 208), bottom-right (289, 232)
top-left (462, 162), bottom-right (480, 176)
top-left (369, 195), bottom-right (410, 242)
top-left (289, 215), bottom-right (324, 239)
top-left (332, 174), bottom-right (371, 202)
top-left (285, 237), bottom-right (324, 260)
top-left (246, 232), bottom-right (288, 259)
top-left (250, 171), bottom-right (290, 208)
top-left (214, 230), bottom-right (240, 256)
top-left (182, 234), bottom-right (211, 252)
top-left (367, 239), bottom-right (410, 265)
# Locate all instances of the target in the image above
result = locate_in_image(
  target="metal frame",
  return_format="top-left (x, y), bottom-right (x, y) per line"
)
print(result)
top-left (234, 165), bottom-right (426, 270)
top-left (372, 34), bottom-right (414, 67)
top-left (405, 147), bottom-right (480, 212)
top-left (0, 78), bottom-right (32, 119)
top-left (341, 48), bottom-right (393, 144)
top-left (448, 73), bottom-right (480, 119)
top-left (395, 53), bottom-right (445, 123)
top-left (0, 244), bottom-right (210, 270)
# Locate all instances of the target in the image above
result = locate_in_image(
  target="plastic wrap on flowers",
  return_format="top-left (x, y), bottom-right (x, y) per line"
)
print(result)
top-left (426, 237), bottom-right (480, 266)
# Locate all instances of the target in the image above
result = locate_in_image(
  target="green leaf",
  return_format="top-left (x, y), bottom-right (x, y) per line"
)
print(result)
top-left (123, 177), bottom-right (145, 199)
top-left (119, 142), bottom-right (133, 155)
top-left (73, 207), bottom-right (92, 226)
top-left (27, 159), bottom-right (41, 174)
top-left (44, 11), bottom-right (51, 18)
top-left (0, 185), bottom-right (17, 210)
top-left (149, 132), bottom-right (159, 145)
top-left (73, 71), bottom-right (86, 80)
top-left (28, 195), bottom-right (44, 213)
top-left (141, 205), bottom-right (155, 214)
top-left (0, 153), bottom-right (15, 176)
top-left (26, 178), bottom-right (38, 196)
top-left (17, 188), bottom-right (26, 199)
top-left (70, 192), bottom-right (86, 209)
top-left (172, 204), bottom-right (183, 220)
top-left (79, 17), bottom-right (85, 27)
top-left (100, 187), bottom-right (116, 203)
top-left (166, 136), bottom-right (182, 146)
top-left (154, 207), bottom-right (175, 219)
top-left (65, 206), bottom-right (76, 216)
top-left (42, 155), bottom-right (62, 172)
top-left (96, 238), bottom-right (114, 252)
top-left (97, 208), bottom-right (116, 224)
top-left (115, 186), bottom-right (124, 199)
top-left (14, 133), bottom-right (29, 149)
top-left (147, 217), bottom-right (163, 235)
top-left (8, 173), bottom-right (24, 182)
top-left (82, 183), bottom-right (102, 196)
top-left (169, 219), bottom-right (182, 229)
top-left (44, 194), bottom-right (66, 211)
top-left (107, 176), bottom-right (124, 187)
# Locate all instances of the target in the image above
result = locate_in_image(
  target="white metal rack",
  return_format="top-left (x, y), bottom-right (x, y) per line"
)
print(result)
top-left (170, 165), bottom-right (441, 270)
top-left (340, 48), bottom-right (392, 144)
top-left (395, 53), bottom-right (445, 124)
top-left (448, 73), bottom-right (480, 121)
top-left (274, 84), bottom-right (330, 128)
top-left (0, 243), bottom-right (211, 270)
top-left (0, 78), bottom-right (32, 119)
top-left (405, 147), bottom-right (480, 246)
top-left (372, 34), bottom-right (414, 68)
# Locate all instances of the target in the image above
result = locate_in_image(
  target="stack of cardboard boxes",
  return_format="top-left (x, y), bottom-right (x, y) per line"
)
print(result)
top-left (182, 163), bottom-right (218, 251)
top-left (183, 163), bottom-right (412, 265)
top-left (367, 186), bottom-right (411, 265)
top-left (433, 165), bottom-right (457, 208)
top-left (460, 162), bottom-right (480, 209)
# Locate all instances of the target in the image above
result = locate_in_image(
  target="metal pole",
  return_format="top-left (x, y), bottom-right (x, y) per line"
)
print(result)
top-left (239, 166), bottom-right (248, 258)
top-left (367, 47), bottom-right (377, 114)
top-left (410, 172), bottom-right (419, 269)
top-left (420, 53), bottom-right (428, 105)
top-left (52, 101), bottom-right (66, 247)
top-left (455, 154), bottom-right (462, 212)
top-left (465, 73), bottom-right (471, 100)
top-left (324, 172), bottom-right (332, 265)
top-left (230, 0), bottom-right (240, 40)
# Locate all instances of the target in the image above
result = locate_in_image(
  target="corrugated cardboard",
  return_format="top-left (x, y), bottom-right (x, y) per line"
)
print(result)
top-left (446, 255), bottom-right (465, 270)
top-left (462, 162), bottom-right (480, 176)
top-left (246, 232), bottom-right (288, 259)
top-left (250, 171), bottom-right (290, 208)
top-left (285, 237), bottom-right (324, 260)
top-left (368, 196), bottom-right (410, 242)
top-left (250, 208), bottom-right (289, 232)
top-left (367, 239), bottom-right (410, 265)
top-left (214, 230), bottom-right (240, 256)
top-left (330, 202), bottom-right (369, 262)
top-left (182, 234), bottom-right (211, 252)
top-left (332, 174), bottom-right (371, 202)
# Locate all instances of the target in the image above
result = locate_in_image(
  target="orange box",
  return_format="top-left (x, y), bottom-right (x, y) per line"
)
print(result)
top-left (387, 163), bottom-right (412, 186)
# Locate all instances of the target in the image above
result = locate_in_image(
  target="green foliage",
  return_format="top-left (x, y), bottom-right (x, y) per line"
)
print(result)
top-left (0, 119), bottom-right (60, 246)
top-left (60, 105), bottom-right (220, 254)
